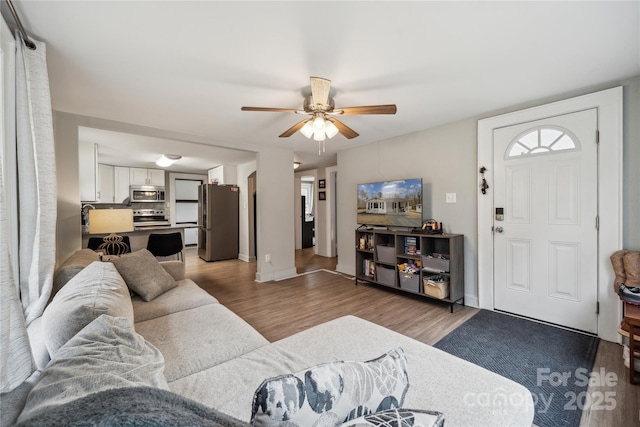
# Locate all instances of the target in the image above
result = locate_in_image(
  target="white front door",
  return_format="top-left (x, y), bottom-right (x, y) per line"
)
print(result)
top-left (493, 108), bottom-right (598, 333)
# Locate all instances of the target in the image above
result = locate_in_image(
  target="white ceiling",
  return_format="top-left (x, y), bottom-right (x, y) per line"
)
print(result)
top-left (9, 1), bottom-right (640, 172)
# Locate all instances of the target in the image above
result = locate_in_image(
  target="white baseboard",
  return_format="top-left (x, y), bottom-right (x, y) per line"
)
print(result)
top-left (336, 263), bottom-right (354, 276)
top-left (238, 254), bottom-right (256, 262)
top-left (464, 294), bottom-right (479, 308)
top-left (255, 267), bottom-right (297, 283)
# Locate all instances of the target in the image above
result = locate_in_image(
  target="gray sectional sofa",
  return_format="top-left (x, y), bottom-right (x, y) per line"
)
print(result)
top-left (3, 249), bottom-right (535, 426)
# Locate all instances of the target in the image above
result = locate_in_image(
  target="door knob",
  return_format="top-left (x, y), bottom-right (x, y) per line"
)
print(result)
top-left (495, 226), bottom-right (504, 233)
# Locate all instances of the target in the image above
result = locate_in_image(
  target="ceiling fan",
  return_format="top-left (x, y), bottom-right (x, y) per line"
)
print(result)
top-left (241, 77), bottom-right (397, 144)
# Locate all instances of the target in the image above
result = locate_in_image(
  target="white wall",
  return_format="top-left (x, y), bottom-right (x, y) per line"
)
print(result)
top-left (337, 75), bottom-right (640, 307)
top-left (255, 147), bottom-right (296, 281)
top-left (325, 166), bottom-right (338, 257)
top-left (237, 159), bottom-right (256, 261)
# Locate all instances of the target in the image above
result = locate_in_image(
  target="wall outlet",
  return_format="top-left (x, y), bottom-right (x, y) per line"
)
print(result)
top-left (446, 193), bottom-right (457, 203)
top-left (265, 253), bottom-right (271, 263)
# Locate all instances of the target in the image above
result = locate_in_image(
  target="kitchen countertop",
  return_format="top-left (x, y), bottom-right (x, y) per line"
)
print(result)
top-left (83, 224), bottom-right (197, 235)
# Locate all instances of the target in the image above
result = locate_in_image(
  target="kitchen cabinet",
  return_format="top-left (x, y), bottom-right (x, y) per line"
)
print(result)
top-left (114, 166), bottom-right (130, 204)
top-left (79, 141), bottom-right (98, 202)
top-left (148, 169), bottom-right (166, 186)
top-left (97, 164), bottom-right (114, 203)
top-left (207, 165), bottom-right (237, 185)
top-left (130, 167), bottom-right (165, 186)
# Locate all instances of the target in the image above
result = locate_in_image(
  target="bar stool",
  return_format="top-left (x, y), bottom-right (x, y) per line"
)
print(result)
top-left (146, 232), bottom-right (184, 261)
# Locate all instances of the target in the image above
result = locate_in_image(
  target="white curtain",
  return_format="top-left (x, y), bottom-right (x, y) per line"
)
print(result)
top-left (0, 128), bottom-right (33, 393)
top-left (15, 32), bottom-right (56, 326)
top-left (0, 30), bottom-right (56, 393)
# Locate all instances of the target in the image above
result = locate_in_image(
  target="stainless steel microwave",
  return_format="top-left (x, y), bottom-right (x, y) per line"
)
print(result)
top-left (130, 185), bottom-right (166, 203)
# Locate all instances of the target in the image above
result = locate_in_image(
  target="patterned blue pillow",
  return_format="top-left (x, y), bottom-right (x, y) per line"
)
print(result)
top-left (340, 408), bottom-right (445, 427)
top-left (251, 348), bottom-right (409, 427)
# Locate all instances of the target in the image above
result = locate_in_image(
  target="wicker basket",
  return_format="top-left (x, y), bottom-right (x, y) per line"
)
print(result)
top-left (423, 275), bottom-right (449, 299)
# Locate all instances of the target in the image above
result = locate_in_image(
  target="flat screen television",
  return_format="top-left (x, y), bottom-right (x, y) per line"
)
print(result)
top-left (357, 178), bottom-right (423, 228)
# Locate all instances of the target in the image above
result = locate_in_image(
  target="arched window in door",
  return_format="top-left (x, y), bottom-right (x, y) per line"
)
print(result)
top-left (506, 126), bottom-right (579, 159)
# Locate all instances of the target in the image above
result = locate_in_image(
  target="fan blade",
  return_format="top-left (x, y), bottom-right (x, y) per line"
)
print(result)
top-left (241, 106), bottom-right (298, 113)
top-left (279, 119), bottom-right (311, 138)
top-left (310, 77), bottom-right (331, 107)
top-left (335, 105), bottom-right (397, 115)
top-left (327, 118), bottom-right (359, 139)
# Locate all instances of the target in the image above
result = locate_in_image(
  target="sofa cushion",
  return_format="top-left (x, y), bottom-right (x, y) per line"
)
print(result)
top-left (160, 260), bottom-right (186, 281)
top-left (340, 408), bottom-right (444, 427)
top-left (111, 249), bottom-right (177, 301)
top-left (132, 279), bottom-right (218, 323)
top-left (42, 261), bottom-right (134, 356)
top-left (250, 348), bottom-right (409, 427)
top-left (135, 303), bottom-right (269, 382)
top-left (168, 316), bottom-right (534, 426)
top-left (17, 315), bottom-right (168, 424)
top-left (52, 249), bottom-right (100, 292)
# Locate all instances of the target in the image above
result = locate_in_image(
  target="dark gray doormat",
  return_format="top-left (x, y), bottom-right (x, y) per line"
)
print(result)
top-left (434, 309), bottom-right (599, 427)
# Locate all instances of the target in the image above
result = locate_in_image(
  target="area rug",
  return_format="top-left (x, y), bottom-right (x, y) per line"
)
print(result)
top-left (434, 310), bottom-right (599, 427)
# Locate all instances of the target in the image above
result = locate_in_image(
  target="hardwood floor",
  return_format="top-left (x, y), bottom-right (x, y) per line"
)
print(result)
top-left (184, 247), bottom-right (639, 427)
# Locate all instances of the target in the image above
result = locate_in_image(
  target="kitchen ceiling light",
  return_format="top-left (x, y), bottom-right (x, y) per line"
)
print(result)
top-left (293, 161), bottom-right (301, 170)
top-left (156, 154), bottom-right (181, 167)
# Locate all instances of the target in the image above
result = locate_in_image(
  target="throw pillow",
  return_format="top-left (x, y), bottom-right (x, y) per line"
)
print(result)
top-left (42, 261), bottom-right (134, 356)
top-left (18, 315), bottom-right (168, 424)
top-left (111, 249), bottom-right (177, 301)
top-left (340, 408), bottom-right (444, 427)
top-left (251, 348), bottom-right (409, 427)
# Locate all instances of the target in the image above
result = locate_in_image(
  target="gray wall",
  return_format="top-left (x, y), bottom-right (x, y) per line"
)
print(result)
top-left (336, 75), bottom-right (640, 304)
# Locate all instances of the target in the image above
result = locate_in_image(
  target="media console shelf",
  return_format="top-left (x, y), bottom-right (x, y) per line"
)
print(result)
top-left (355, 229), bottom-right (464, 312)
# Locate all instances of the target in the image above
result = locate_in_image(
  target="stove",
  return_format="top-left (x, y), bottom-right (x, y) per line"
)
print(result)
top-left (132, 209), bottom-right (171, 227)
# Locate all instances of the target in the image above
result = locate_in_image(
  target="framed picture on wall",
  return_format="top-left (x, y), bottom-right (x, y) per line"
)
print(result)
top-left (319, 191), bottom-right (326, 201)
top-left (318, 179), bottom-right (326, 189)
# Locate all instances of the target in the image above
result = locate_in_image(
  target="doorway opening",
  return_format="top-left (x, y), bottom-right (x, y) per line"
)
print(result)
top-left (174, 178), bottom-right (202, 247)
top-left (301, 176), bottom-right (315, 249)
top-left (248, 171), bottom-right (257, 262)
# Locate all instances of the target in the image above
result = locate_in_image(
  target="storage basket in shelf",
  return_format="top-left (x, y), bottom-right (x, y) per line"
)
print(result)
top-left (422, 253), bottom-right (450, 273)
top-left (376, 245), bottom-right (396, 263)
top-left (376, 265), bottom-right (396, 286)
top-left (423, 275), bottom-right (450, 299)
top-left (399, 272), bottom-right (420, 292)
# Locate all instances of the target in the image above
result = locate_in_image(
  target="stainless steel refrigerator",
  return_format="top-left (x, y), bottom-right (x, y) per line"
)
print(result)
top-left (198, 184), bottom-right (239, 261)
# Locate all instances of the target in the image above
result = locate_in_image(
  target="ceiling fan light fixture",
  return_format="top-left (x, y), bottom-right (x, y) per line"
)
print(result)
top-left (313, 116), bottom-right (325, 132)
top-left (313, 128), bottom-right (326, 141)
top-left (155, 154), bottom-right (181, 167)
top-left (300, 121), bottom-right (314, 138)
top-left (325, 121), bottom-right (339, 138)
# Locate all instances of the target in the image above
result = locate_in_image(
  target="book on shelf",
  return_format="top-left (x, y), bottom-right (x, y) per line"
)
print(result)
top-left (363, 259), bottom-right (375, 277)
top-left (358, 233), bottom-right (375, 250)
top-left (404, 236), bottom-right (418, 255)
